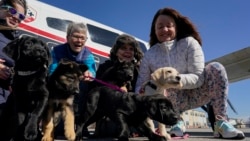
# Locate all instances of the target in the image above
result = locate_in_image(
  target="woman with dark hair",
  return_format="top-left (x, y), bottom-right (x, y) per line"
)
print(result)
top-left (0, 0), bottom-right (27, 118)
top-left (135, 7), bottom-right (245, 139)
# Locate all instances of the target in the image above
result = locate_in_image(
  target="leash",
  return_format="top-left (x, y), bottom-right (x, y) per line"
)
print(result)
top-left (86, 76), bottom-right (125, 92)
top-left (155, 128), bottom-right (190, 140)
top-left (145, 81), bottom-right (157, 90)
top-left (171, 133), bottom-right (189, 140)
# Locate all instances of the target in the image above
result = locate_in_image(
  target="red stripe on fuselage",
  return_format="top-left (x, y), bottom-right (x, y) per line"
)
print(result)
top-left (19, 23), bottom-right (109, 58)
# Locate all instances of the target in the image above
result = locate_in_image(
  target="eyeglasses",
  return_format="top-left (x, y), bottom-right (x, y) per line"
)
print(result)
top-left (1, 5), bottom-right (26, 21)
top-left (70, 34), bottom-right (88, 41)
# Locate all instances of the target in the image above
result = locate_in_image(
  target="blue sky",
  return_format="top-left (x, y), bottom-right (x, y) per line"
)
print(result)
top-left (39, 0), bottom-right (250, 120)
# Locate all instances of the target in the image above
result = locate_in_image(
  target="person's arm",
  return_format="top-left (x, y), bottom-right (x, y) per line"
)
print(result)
top-left (83, 52), bottom-right (96, 79)
top-left (179, 37), bottom-right (205, 89)
top-left (48, 50), bottom-right (59, 76)
top-left (0, 59), bottom-right (10, 80)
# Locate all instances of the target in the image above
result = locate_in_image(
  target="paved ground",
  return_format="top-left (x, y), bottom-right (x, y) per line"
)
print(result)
top-left (55, 128), bottom-right (250, 141)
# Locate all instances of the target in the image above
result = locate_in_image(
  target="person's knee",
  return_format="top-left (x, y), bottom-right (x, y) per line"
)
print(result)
top-left (206, 62), bottom-right (225, 71)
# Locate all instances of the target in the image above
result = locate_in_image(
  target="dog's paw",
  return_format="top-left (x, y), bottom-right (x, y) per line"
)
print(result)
top-left (65, 129), bottom-right (76, 141)
top-left (41, 136), bottom-right (53, 141)
top-left (75, 134), bottom-right (83, 141)
top-left (158, 128), bottom-right (171, 140)
top-left (75, 126), bottom-right (83, 141)
top-left (163, 133), bottom-right (171, 140)
top-left (24, 124), bottom-right (38, 140)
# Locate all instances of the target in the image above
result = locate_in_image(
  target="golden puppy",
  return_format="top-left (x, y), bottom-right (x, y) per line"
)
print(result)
top-left (143, 67), bottom-right (183, 140)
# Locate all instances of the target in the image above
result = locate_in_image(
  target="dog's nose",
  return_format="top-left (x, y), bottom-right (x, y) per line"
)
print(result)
top-left (176, 76), bottom-right (181, 81)
top-left (173, 115), bottom-right (179, 120)
top-left (171, 115), bottom-right (179, 123)
top-left (73, 89), bottom-right (80, 95)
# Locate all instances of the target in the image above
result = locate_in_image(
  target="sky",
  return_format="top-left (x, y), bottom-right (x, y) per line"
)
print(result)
top-left (39, 0), bottom-right (250, 120)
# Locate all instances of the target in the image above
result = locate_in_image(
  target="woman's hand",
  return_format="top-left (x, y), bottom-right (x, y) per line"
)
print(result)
top-left (83, 70), bottom-right (94, 81)
top-left (0, 59), bottom-right (11, 80)
top-left (139, 87), bottom-right (145, 95)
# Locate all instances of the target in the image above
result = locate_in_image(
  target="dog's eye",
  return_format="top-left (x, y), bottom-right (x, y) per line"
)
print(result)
top-left (167, 70), bottom-right (172, 73)
top-left (67, 77), bottom-right (75, 82)
top-left (65, 75), bottom-right (75, 82)
top-left (160, 104), bottom-right (167, 110)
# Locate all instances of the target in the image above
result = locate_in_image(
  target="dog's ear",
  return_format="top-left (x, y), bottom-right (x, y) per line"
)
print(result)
top-left (2, 37), bottom-right (23, 60)
top-left (113, 60), bottom-right (122, 67)
top-left (42, 40), bottom-right (52, 67)
top-left (145, 97), bottom-right (158, 116)
top-left (151, 68), bottom-right (164, 86)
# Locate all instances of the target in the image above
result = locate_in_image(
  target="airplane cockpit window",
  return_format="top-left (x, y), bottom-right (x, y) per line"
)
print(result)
top-left (46, 17), bottom-right (73, 32)
top-left (87, 24), bottom-right (119, 47)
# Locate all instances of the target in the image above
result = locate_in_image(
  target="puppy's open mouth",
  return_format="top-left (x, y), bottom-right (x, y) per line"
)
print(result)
top-left (168, 81), bottom-right (181, 85)
top-left (166, 78), bottom-right (181, 84)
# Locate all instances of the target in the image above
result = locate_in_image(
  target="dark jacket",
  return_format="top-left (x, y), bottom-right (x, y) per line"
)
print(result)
top-left (0, 30), bottom-right (17, 67)
top-left (0, 24), bottom-right (20, 103)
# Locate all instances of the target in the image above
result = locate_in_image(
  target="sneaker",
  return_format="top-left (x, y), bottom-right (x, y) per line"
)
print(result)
top-left (169, 120), bottom-right (186, 137)
top-left (214, 115), bottom-right (245, 139)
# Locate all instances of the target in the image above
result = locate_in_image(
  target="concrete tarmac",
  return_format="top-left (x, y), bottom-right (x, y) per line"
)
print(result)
top-left (55, 128), bottom-right (250, 141)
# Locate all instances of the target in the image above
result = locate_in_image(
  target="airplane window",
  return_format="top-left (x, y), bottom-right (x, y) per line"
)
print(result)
top-left (46, 17), bottom-right (73, 32)
top-left (87, 24), bottom-right (119, 47)
top-left (47, 42), bottom-right (59, 50)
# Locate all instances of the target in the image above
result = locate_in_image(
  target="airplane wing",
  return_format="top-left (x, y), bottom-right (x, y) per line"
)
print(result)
top-left (206, 46), bottom-right (250, 83)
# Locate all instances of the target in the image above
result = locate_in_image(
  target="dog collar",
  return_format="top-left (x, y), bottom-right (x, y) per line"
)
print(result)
top-left (17, 70), bottom-right (38, 76)
top-left (145, 81), bottom-right (157, 90)
top-left (16, 64), bottom-right (48, 76)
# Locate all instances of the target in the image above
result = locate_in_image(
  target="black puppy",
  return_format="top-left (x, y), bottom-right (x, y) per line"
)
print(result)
top-left (41, 59), bottom-right (88, 141)
top-left (0, 36), bottom-right (51, 141)
top-left (75, 89), bottom-right (178, 141)
top-left (92, 61), bottom-right (135, 137)
top-left (75, 61), bottom-right (178, 141)
top-left (99, 61), bottom-right (134, 92)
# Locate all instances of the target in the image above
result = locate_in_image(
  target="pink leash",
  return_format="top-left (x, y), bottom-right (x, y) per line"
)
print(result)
top-left (155, 128), bottom-right (189, 140)
top-left (171, 134), bottom-right (189, 140)
top-left (86, 76), bottom-right (125, 92)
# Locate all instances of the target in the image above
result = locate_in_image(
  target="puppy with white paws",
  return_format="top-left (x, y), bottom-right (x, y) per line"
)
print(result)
top-left (142, 67), bottom-right (183, 140)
